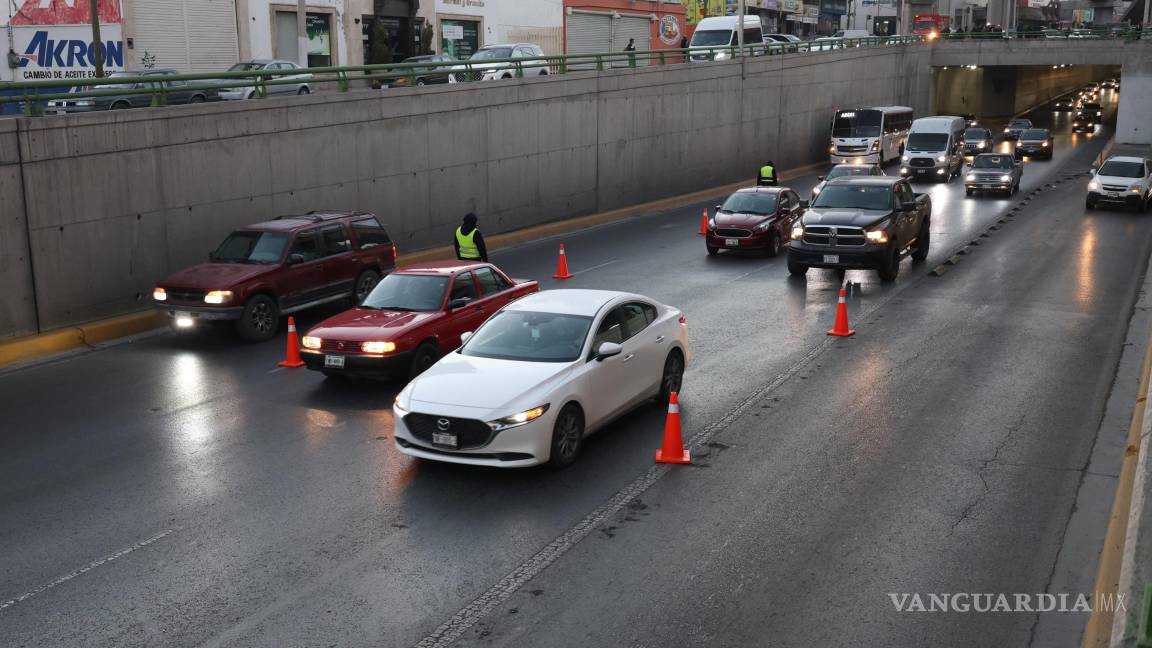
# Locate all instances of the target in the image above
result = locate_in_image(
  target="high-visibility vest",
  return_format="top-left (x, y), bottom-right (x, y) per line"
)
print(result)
top-left (760, 165), bottom-right (775, 179)
top-left (456, 227), bottom-right (481, 259)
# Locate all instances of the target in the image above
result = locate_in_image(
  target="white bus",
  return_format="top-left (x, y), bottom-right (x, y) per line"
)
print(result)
top-left (829, 106), bottom-right (914, 165)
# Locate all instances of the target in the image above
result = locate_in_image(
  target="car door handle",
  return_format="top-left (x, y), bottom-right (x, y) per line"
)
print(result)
top-left (655, 335), bottom-right (666, 343)
top-left (474, 305), bottom-right (485, 312)
top-left (622, 354), bottom-right (634, 362)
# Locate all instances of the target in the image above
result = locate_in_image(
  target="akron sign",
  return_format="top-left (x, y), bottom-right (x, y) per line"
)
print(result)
top-left (2, 0), bottom-right (124, 82)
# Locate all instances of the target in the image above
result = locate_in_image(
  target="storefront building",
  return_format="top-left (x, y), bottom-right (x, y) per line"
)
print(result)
top-left (563, 0), bottom-right (688, 56)
top-left (746, 0), bottom-right (785, 34)
top-left (430, 0), bottom-right (563, 59)
top-left (818, 0), bottom-right (846, 33)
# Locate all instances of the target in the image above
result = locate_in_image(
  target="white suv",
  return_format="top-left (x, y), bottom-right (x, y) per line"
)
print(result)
top-left (449, 43), bottom-right (550, 82)
top-left (1087, 156), bottom-right (1152, 212)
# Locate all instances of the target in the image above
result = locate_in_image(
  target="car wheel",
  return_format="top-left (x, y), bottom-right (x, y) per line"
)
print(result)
top-left (353, 269), bottom-right (381, 303)
top-left (965, 188), bottom-right (973, 197)
top-left (408, 343), bottom-right (440, 380)
top-left (656, 350), bottom-right (685, 403)
top-left (416, 78), bottom-right (427, 86)
top-left (911, 221), bottom-right (930, 262)
top-left (189, 95), bottom-right (205, 104)
top-left (547, 403), bottom-right (585, 469)
top-left (235, 295), bottom-right (279, 342)
top-left (502, 73), bottom-right (512, 79)
top-left (787, 254), bottom-right (808, 277)
top-left (297, 86), bottom-right (310, 95)
top-left (706, 244), bottom-right (719, 256)
top-left (766, 232), bottom-right (782, 257)
top-left (110, 101), bottom-right (130, 110)
top-left (877, 246), bottom-right (899, 282)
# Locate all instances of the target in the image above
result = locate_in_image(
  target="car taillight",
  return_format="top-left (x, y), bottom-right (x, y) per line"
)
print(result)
top-left (679, 315), bottom-right (687, 325)
top-left (392, 243), bottom-right (398, 259)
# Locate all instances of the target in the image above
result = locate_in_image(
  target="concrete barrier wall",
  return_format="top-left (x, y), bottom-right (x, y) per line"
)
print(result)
top-left (934, 64), bottom-right (1115, 117)
top-left (0, 121), bottom-right (37, 337)
top-left (3, 44), bottom-right (934, 336)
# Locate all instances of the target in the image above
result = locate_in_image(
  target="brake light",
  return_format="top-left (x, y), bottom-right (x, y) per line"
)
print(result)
top-left (679, 315), bottom-right (687, 325)
top-left (392, 243), bottom-right (398, 259)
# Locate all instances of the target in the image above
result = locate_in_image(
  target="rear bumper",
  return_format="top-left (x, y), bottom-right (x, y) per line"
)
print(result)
top-left (901, 166), bottom-right (950, 180)
top-left (787, 243), bottom-right (886, 270)
top-left (1015, 147), bottom-right (1051, 158)
top-left (301, 348), bottom-right (415, 378)
top-left (155, 304), bottom-right (243, 321)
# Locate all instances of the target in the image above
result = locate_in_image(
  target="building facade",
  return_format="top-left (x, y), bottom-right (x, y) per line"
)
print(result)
top-left (428, 0), bottom-right (563, 58)
top-left (563, 0), bottom-right (687, 55)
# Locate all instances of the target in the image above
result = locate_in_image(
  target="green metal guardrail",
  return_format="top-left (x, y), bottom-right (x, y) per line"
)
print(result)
top-left (940, 27), bottom-right (1147, 40)
top-left (1140, 583), bottom-right (1152, 648)
top-left (0, 30), bottom-right (1140, 115)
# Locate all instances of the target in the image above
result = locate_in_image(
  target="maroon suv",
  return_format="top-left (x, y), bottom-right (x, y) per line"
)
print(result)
top-left (152, 211), bottom-right (396, 341)
top-left (706, 186), bottom-right (806, 257)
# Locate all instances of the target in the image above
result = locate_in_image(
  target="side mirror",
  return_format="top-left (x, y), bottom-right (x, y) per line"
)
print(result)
top-left (595, 341), bottom-right (623, 361)
top-left (799, 199), bottom-right (810, 209)
top-left (287, 253), bottom-right (305, 265)
top-left (714, 204), bottom-right (723, 211)
top-left (816, 175), bottom-right (825, 181)
top-left (900, 201), bottom-right (918, 212)
top-left (460, 331), bottom-right (473, 345)
top-left (1089, 167), bottom-right (1098, 175)
top-left (448, 297), bottom-right (472, 310)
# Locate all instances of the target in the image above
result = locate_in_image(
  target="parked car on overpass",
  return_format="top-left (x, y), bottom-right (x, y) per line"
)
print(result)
top-left (219, 60), bottom-right (313, 100)
top-left (449, 44), bottom-right (550, 82)
top-left (45, 69), bottom-right (219, 113)
top-left (388, 53), bottom-right (458, 87)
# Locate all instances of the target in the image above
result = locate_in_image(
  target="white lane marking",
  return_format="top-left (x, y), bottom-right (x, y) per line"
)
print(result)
top-left (267, 367), bottom-right (287, 374)
top-left (728, 264), bottom-right (775, 282)
top-left (568, 260), bottom-right (618, 276)
top-left (0, 528), bottom-right (177, 612)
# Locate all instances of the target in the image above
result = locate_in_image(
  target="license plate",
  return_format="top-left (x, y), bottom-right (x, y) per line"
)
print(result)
top-left (324, 355), bottom-right (345, 368)
top-left (175, 311), bottom-right (191, 319)
top-left (432, 432), bottom-right (457, 447)
top-left (1106, 192), bottom-right (1120, 197)
top-left (725, 238), bottom-right (739, 247)
top-left (823, 255), bottom-right (839, 264)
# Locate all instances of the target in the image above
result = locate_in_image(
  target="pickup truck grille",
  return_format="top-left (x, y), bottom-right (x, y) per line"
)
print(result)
top-left (715, 228), bottom-right (752, 238)
top-left (803, 225), bottom-right (866, 247)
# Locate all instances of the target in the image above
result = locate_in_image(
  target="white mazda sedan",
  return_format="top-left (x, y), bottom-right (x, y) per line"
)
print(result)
top-left (392, 289), bottom-right (689, 468)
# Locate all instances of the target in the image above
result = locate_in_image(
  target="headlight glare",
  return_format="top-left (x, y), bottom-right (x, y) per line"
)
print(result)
top-left (153, 288), bottom-right (167, 301)
top-left (302, 336), bottom-right (322, 350)
top-left (1089, 181), bottom-right (1101, 191)
top-left (936, 155), bottom-right (946, 163)
top-left (489, 404), bottom-right (550, 431)
top-left (790, 225), bottom-right (804, 240)
top-left (966, 174), bottom-right (976, 181)
top-left (865, 230), bottom-right (889, 243)
top-left (204, 290), bottom-right (234, 304)
top-left (361, 341), bottom-right (396, 354)
top-left (1000, 174), bottom-right (1012, 182)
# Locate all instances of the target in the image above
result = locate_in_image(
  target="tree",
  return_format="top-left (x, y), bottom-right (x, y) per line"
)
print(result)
top-left (420, 22), bottom-right (434, 55)
top-left (368, 20), bottom-right (393, 65)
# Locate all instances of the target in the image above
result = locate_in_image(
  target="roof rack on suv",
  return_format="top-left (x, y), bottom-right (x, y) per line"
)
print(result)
top-left (274, 210), bottom-right (368, 223)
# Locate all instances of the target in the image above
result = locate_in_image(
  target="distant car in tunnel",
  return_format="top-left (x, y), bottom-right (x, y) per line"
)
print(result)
top-left (392, 289), bottom-right (691, 468)
top-left (300, 261), bottom-right (539, 380)
top-left (1087, 156), bottom-right (1152, 212)
top-left (1014, 129), bottom-right (1053, 160)
top-left (965, 153), bottom-right (1022, 197)
top-left (706, 186), bottom-right (805, 257)
top-left (1054, 96), bottom-right (1076, 111)
top-left (810, 163), bottom-right (885, 202)
top-left (1072, 113), bottom-right (1096, 133)
top-left (962, 127), bottom-right (994, 156)
top-left (1079, 101), bottom-right (1104, 122)
top-left (1101, 78), bottom-right (1119, 89)
top-left (1003, 118), bottom-right (1032, 141)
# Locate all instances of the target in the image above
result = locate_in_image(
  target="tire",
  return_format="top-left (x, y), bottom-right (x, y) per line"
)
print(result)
top-left (547, 404), bottom-right (585, 469)
top-left (656, 350), bottom-right (685, 404)
top-left (235, 295), bottom-right (279, 342)
top-left (408, 343), bottom-right (439, 380)
top-left (766, 232), bottom-right (783, 257)
top-left (877, 246), bottom-right (900, 282)
top-left (965, 188), bottom-right (973, 197)
top-left (297, 86), bottom-right (310, 95)
top-left (110, 101), bottom-right (129, 110)
top-left (352, 269), bottom-right (381, 304)
top-left (416, 78), bottom-right (427, 86)
top-left (706, 244), bottom-right (719, 256)
top-left (189, 95), bottom-right (205, 104)
top-left (911, 220), bottom-right (930, 262)
top-left (1086, 197), bottom-right (1096, 209)
top-left (539, 69), bottom-right (549, 76)
top-left (787, 254), bottom-right (809, 277)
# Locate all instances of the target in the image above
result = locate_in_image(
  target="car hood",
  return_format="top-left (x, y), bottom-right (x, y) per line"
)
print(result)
top-left (1096, 175), bottom-right (1140, 187)
top-left (409, 352), bottom-right (573, 411)
top-left (715, 211), bottom-right (774, 228)
top-left (802, 208), bottom-right (890, 228)
top-left (159, 262), bottom-right (275, 290)
top-left (306, 308), bottom-right (440, 341)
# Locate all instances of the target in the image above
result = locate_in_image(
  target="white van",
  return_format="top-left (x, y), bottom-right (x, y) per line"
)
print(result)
top-left (901, 116), bottom-right (966, 182)
top-left (689, 15), bottom-right (764, 63)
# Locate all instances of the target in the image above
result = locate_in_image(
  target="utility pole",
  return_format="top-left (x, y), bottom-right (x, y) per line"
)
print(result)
top-left (737, 0), bottom-right (746, 57)
top-left (88, 0), bottom-right (104, 77)
top-left (297, 0), bottom-right (308, 67)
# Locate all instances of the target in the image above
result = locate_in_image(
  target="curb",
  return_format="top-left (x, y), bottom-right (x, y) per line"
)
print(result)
top-left (0, 163), bottom-right (824, 370)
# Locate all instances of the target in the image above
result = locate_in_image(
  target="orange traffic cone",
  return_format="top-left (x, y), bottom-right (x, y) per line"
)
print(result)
top-left (552, 244), bottom-right (574, 279)
top-left (698, 208), bottom-right (709, 236)
top-left (826, 287), bottom-right (855, 337)
top-left (278, 316), bottom-right (306, 367)
top-left (655, 391), bottom-right (691, 464)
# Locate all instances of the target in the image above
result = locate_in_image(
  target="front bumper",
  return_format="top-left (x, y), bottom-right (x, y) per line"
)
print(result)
top-left (393, 406), bottom-right (554, 467)
top-left (966, 180), bottom-right (1013, 191)
top-left (706, 230), bottom-right (776, 250)
top-left (301, 348), bottom-right (415, 378)
top-left (1089, 191), bottom-right (1145, 206)
top-left (831, 152), bottom-right (880, 165)
top-left (1015, 146), bottom-right (1050, 158)
top-left (901, 163), bottom-right (948, 180)
top-left (787, 242), bottom-right (886, 270)
top-left (155, 304), bottom-right (244, 322)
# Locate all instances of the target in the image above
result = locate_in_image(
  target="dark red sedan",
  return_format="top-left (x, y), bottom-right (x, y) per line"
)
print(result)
top-left (300, 261), bottom-right (539, 380)
top-left (706, 186), bottom-right (806, 257)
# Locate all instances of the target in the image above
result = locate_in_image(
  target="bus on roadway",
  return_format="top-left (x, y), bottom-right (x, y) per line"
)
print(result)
top-left (829, 106), bottom-right (914, 166)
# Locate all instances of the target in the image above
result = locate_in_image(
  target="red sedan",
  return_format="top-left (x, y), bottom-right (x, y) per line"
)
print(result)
top-left (301, 261), bottom-right (539, 380)
top-left (706, 186), bottom-right (806, 257)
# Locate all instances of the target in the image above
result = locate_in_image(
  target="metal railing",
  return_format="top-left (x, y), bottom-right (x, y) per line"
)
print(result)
top-left (0, 30), bottom-right (1140, 115)
top-left (939, 27), bottom-right (1147, 41)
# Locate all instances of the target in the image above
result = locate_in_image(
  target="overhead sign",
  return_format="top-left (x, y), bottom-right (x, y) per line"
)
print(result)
top-left (781, 0), bottom-right (803, 12)
top-left (2, 0), bottom-right (124, 82)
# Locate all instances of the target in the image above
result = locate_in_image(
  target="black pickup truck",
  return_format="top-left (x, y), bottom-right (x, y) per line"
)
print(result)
top-left (787, 177), bottom-right (931, 281)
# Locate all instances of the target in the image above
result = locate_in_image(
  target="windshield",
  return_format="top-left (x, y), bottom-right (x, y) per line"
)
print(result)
top-left (720, 193), bottom-right (777, 215)
top-left (827, 166), bottom-right (875, 179)
top-left (1098, 161), bottom-right (1146, 178)
top-left (832, 110), bottom-right (882, 138)
top-left (471, 47), bottom-right (513, 60)
top-left (1021, 129), bottom-right (1048, 140)
top-left (1009, 120), bottom-right (1031, 128)
top-left (228, 62), bottom-right (265, 72)
top-left (360, 274), bottom-right (449, 312)
top-left (964, 128), bottom-right (989, 140)
top-left (907, 133), bottom-right (949, 151)
top-left (212, 231), bottom-right (289, 264)
top-left (690, 30), bottom-right (734, 47)
top-left (972, 155), bottom-right (1012, 169)
top-left (811, 185), bottom-right (892, 210)
top-left (462, 311), bottom-right (593, 363)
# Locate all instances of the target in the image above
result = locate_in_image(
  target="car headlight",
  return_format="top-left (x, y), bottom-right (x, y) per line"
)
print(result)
top-left (1004, 128), bottom-right (1011, 133)
top-left (790, 225), bottom-right (804, 240)
top-left (715, 51), bottom-right (731, 61)
top-left (936, 155), bottom-right (946, 163)
top-left (978, 141), bottom-right (986, 149)
top-left (1131, 185), bottom-right (1145, 194)
top-left (1041, 141), bottom-right (1049, 147)
top-left (707, 218), bottom-right (716, 230)
top-left (1088, 180), bottom-right (1101, 191)
top-left (153, 288), bottom-right (167, 301)
top-left (302, 336), bottom-right (322, 350)
top-left (204, 290), bottom-right (234, 304)
top-left (488, 404), bottom-right (550, 431)
top-left (902, 155), bottom-right (909, 162)
top-left (753, 220), bottom-right (773, 233)
top-left (829, 144), bottom-right (835, 153)
top-left (865, 230), bottom-right (889, 244)
top-left (900, 167), bottom-right (908, 174)
top-left (394, 383), bottom-right (414, 412)
top-left (1000, 174), bottom-right (1012, 182)
top-left (361, 341), bottom-right (396, 354)
top-left (966, 174), bottom-right (976, 182)
top-left (871, 140), bottom-right (880, 152)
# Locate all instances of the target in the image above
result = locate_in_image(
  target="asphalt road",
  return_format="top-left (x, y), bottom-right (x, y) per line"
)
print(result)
top-left (0, 90), bottom-right (1143, 648)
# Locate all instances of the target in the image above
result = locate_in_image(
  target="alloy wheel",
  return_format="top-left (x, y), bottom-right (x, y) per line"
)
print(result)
top-left (555, 409), bottom-right (582, 461)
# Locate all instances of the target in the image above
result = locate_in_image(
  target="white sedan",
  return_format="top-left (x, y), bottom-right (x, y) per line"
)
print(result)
top-left (392, 289), bottom-right (690, 468)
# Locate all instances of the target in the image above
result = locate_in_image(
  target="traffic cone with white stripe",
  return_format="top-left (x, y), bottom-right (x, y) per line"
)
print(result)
top-left (698, 208), bottom-right (709, 236)
top-left (552, 244), bottom-right (574, 279)
top-left (656, 391), bottom-right (691, 464)
top-left (278, 316), bottom-right (306, 368)
top-left (826, 287), bottom-right (856, 337)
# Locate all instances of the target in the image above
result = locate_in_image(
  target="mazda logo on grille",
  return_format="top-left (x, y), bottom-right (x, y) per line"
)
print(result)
top-left (437, 418), bottom-right (451, 431)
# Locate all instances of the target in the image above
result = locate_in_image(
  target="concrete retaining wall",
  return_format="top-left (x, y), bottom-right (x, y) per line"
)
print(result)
top-left (0, 121), bottom-right (37, 337)
top-left (934, 64), bottom-right (1116, 117)
top-left (3, 45), bottom-right (935, 336)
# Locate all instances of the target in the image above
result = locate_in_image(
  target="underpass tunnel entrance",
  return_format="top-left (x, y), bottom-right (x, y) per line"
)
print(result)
top-left (932, 64), bottom-right (1121, 119)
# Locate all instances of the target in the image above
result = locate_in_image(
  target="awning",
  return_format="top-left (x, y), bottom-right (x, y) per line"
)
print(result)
top-left (1017, 7), bottom-right (1046, 21)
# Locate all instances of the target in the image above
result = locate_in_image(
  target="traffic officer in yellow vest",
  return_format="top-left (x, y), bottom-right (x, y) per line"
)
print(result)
top-left (758, 160), bottom-right (777, 186)
top-left (454, 212), bottom-right (488, 262)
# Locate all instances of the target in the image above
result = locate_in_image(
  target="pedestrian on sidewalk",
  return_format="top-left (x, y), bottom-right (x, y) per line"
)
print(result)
top-left (454, 212), bottom-right (488, 262)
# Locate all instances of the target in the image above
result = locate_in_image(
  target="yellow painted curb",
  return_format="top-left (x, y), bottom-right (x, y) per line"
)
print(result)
top-left (1, 163), bottom-right (826, 369)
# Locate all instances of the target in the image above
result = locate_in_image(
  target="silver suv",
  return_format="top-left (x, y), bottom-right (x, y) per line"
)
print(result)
top-left (449, 44), bottom-right (550, 82)
top-left (219, 60), bottom-right (313, 100)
